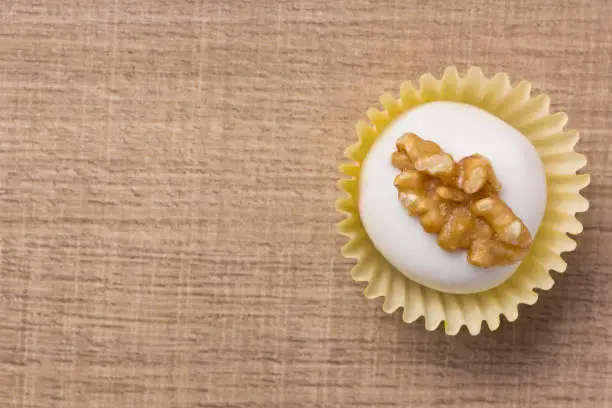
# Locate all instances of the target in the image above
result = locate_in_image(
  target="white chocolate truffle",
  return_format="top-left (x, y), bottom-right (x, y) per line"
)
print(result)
top-left (359, 102), bottom-right (546, 294)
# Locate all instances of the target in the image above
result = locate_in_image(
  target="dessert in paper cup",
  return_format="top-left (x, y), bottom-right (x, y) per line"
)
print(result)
top-left (336, 67), bottom-right (589, 335)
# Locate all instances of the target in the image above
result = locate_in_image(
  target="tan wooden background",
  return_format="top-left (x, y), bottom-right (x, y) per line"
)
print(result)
top-left (0, 0), bottom-right (610, 407)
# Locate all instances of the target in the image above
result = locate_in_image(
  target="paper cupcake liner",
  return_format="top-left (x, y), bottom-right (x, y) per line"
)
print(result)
top-left (336, 66), bottom-right (590, 335)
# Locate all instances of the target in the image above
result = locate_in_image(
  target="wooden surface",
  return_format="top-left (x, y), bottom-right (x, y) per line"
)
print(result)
top-left (0, 0), bottom-right (611, 407)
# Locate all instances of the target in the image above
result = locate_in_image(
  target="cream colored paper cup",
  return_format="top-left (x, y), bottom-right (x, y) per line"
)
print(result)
top-left (336, 67), bottom-right (589, 335)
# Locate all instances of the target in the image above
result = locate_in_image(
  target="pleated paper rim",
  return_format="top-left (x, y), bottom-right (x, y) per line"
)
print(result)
top-left (336, 66), bottom-right (590, 335)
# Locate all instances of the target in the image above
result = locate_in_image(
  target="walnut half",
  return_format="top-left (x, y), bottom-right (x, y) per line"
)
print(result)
top-left (392, 132), bottom-right (532, 268)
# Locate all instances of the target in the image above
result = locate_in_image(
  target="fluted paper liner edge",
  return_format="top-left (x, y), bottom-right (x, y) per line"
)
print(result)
top-left (336, 67), bottom-right (590, 335)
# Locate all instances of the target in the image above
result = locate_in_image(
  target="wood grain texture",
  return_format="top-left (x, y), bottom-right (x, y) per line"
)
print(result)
top-left (0, 0), bottom-right (610, 407)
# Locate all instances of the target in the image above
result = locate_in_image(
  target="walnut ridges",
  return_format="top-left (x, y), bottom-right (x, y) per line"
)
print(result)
top-left (392, 133), bottom-right (532, 268)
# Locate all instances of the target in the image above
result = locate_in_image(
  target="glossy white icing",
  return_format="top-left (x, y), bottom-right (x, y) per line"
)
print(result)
top-left (359, 102), bottom-right (546, 294)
